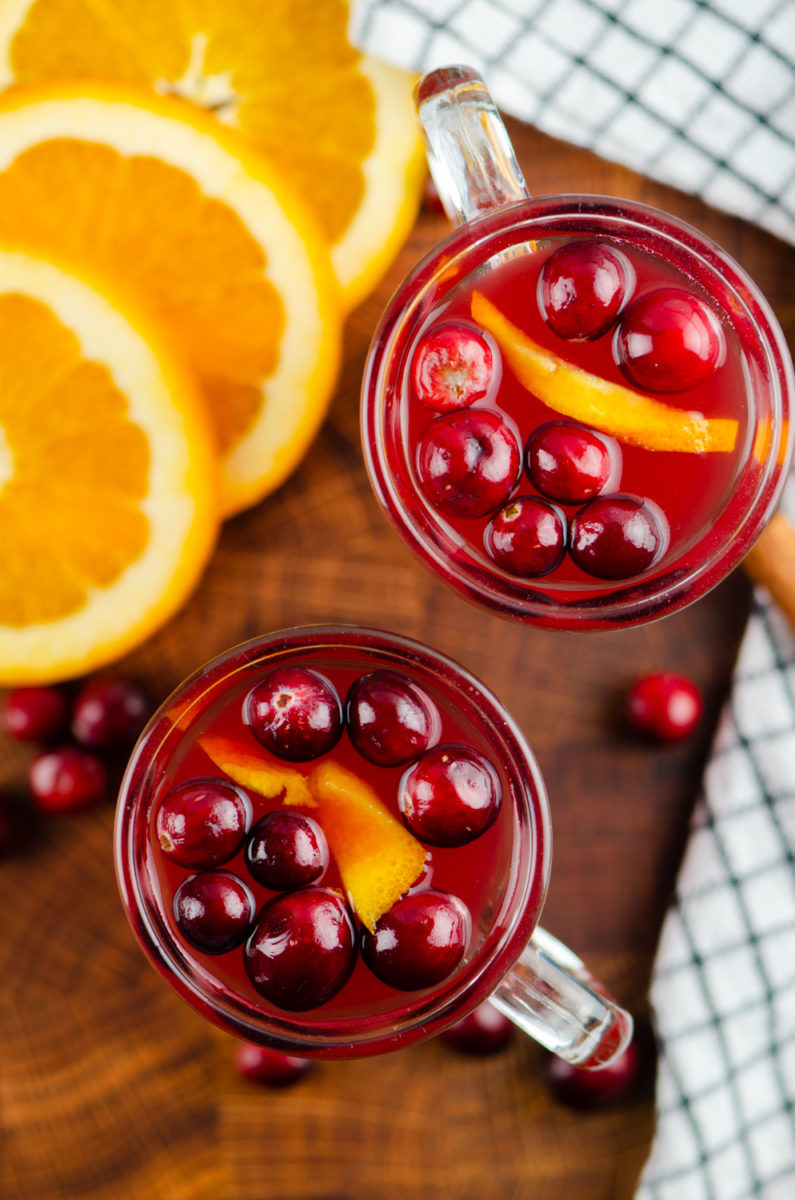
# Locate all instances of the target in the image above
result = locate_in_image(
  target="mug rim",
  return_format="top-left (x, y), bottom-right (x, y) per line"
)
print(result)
top-left (361, 194), bottom-right (794, 630)
top-left (114, 623), bottom-right (550, 1057)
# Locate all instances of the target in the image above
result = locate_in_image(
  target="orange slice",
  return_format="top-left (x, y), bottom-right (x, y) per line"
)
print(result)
top-left (0, 0), bottom-right (426, 309)
top-left (0, 85), bottom-right (342, 516)
top-left (201, 736), bottom-right (314, 808)
top-left (302, 761), bottom-right (427, 932)
top-left (472, 291), bottom-right (738, 453)
top-left (0, 245), bottom-right (217, 685)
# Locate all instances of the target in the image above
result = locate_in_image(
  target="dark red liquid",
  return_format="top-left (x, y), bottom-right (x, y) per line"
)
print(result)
top-left (132, 642), bottom-right (531, 1034)
top-left (401, 240), bottom-right (751, 599)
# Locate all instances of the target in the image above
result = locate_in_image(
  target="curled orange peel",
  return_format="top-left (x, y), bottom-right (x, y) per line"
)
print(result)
top-left (200, 736), bottom-right (315, 807)
top-left (295, 760), bottom-right (427, 933)
top-left (199, 739), bottom-right (427, 932)
top-left (471, 291), bottom-right (738, 454)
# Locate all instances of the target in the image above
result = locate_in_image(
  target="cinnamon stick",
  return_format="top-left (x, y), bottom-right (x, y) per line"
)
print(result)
top-left (743, 510), bottom-right (795, 629)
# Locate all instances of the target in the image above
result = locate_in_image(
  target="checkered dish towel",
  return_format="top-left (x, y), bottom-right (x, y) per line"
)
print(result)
top-left (350, 2), bottom-right (795, 1196)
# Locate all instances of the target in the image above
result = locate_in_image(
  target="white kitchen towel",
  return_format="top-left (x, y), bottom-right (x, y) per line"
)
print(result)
top-left (350, 2), bottom-right (795, 1196)
top-left (350, 0), bottom-right (795, 245)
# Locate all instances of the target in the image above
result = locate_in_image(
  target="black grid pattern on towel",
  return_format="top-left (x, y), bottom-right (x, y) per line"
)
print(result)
top-left (350, 0), bottom-right (795, 243)
top-left (635, 585), bottom-right (795, 1200)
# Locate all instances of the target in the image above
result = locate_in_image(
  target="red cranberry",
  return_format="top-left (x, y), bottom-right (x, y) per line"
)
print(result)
top-left (233, 1041), bottom-right (314, 1087)
top-left (361, 889), bottom-right (470, 990)
top-left (539, 240), bottom-right (632, 340)
top-left (440, 1001), bottom-right (514, 1055)
top-left (29, 747), bottom-right (106, 814)
top-left (615, 287), bottom-right (725, 393)
top-left (2, 686), bottom-right (68, 742)
top-left (485, 496), bottom-right (566, 577)
top-left (416, 409), bottom-right (521, 518)
top-left (70, 675), bottom-right (150, 749)
top-left (245, 668), bottom-right (342, 761)
top-left (411, 323), bottom-right (496, 411)
top-left (543, 1040), bottom-right (639, 1109)
top-left (399, 745), bottom-right (501, 847)
top-left (525, 420), bottom-right (618, 504)
top-left (569, 495), bottom-right (667, 580)
top-left (156, 777), bottom-right (251, 869)
top-left (626, 672), bottom-right (703, 742)
top-left (346, 670), bottom-right (441, 766)
top-left (246, 810), bottom-right (328, 891)
top-left (173, 870), bottom-right (255, 955)
top-left (245, 887), bottom-right (356, 1011)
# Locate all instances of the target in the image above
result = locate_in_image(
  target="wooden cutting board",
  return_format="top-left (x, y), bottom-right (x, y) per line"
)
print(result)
top-left (2, 115), bottom-right (791, 1200)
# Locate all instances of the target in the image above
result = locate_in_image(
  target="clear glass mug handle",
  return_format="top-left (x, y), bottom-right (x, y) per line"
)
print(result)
top-left (415, 64), bottom-right (633, 1068)
top-left (414, 64), bottom-right (530, 224)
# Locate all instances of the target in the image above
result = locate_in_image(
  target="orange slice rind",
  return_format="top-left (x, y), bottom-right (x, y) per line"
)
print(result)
top-left (0, 0), bottom-right (426, 310)
top-left (471, 291), bottom-right (738, 454)
top-left (300, 760), bottom-right (427, 932)
top-left (0, 244), bottom-right (217, 685)
top-left (201, 736), bottom-right (315, 807)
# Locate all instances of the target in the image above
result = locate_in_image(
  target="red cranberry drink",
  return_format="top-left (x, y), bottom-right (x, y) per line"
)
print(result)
top-left (362, 67), bottom-right (793, 629)
top-left (115, 625), bottom-right (631, 1063)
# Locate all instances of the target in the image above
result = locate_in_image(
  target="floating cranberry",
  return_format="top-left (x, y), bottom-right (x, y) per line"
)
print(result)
top-left (615, 287), bottom-right (725, 393)
top-left (245, 668), bottom-right (342, 761)
top-left (174, 870), bottom-right (255, 955)
top-left (416, 409), bottom-right (521, 518)
top-left (525, 420), bottom-right (618, 504)
top-left (2, 686), bottom-right (68, 743)
top-left (156, 777), bottom-right (251, 869)
top-left (543, 1040), bottom-right (639, 1109)
top-left (570, 495), bottom-right (667, 580)
top-left (361, 889), bottom-right (470, 990)
top-left (71, 675), bottom-right (150, 749)
top-left (246, 810), bottom-right (328, 891)
top-left (245, 887), bottom-right (356, 1011)
top-left (626, 672), bottom-right (703, 742)
top-left (29, 747), bottom-right (107, 814)
top-left (411, 323), bottom-right (496, 411)
top-left (539, 240), bottom-right (632, 340)
top-left (346, 670), bottom-right (441, 766)
top-left (440, 1001), bottom-right (514, 1055)
top-left (485, 496), bottom-right (566, 577)
top-left (400, 745), bottom-right (501, 847)
top-left (233, 1041), bottom-right (314, 1088)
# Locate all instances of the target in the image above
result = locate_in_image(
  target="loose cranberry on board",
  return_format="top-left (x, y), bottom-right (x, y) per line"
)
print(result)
top-left (440, 1001), bottom-right (514, 1056)
top-left (233, 1041), bottom-right (314, 1088)
top-left (543, 1040), bottom-right (640, 1110)
top-left (29, 747), bottom-right (107, 815)
top-left (626, 673), bottom-right (703, 742)
top-left (70, 675), bottom-right (150, 750)
top-left (2, 686), bottom-right (69, 743)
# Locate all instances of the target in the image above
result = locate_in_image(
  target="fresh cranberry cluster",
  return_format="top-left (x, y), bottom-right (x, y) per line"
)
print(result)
top-left (411, 239), bottom-right (726, 583)
top-left (156, 665), bottom-right (503, 1013)
top-left (1, 677), bottom-right (150, 834)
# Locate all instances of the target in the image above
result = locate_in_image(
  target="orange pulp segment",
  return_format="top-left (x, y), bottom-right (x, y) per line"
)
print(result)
top-left (0, 85), bottom-right (341, 517)
top-left (0, 0), bottom-right (426, 309)
top-left (201, 736), bottom-right (315, 807)
top-left (471, 291), bottom-right (739, 454)
top-left (299, 760), bottom-right (427, 932)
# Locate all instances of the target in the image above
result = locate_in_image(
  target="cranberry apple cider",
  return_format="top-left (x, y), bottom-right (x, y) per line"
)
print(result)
top-left (116, 627), bottom-right (631, 1062)
top-left (362, 69), bottom-right (792, 629)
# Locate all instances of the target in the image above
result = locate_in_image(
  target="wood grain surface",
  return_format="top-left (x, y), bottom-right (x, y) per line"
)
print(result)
top-left (2, 116), bottom-right (793, 1200)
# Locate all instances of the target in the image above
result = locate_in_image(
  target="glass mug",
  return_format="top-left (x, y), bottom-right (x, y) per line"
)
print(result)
top-left (115, 624), bottom-right (631, 1065)
top-left (361, 66), bottom-right (793, 629)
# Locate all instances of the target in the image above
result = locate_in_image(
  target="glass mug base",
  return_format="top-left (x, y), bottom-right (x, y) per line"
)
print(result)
top-left (114, 624), bottom-right (631, 1065)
